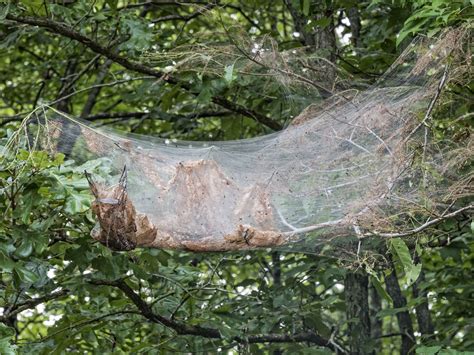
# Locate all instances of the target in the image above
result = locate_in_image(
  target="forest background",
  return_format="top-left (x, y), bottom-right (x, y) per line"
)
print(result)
top-left (0, 0), bottom-right (473, 354)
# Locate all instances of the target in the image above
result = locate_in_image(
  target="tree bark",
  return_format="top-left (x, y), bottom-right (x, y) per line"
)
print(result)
top-left (272, 251), bottom-right (281, 286)
top-left (271, 252), bottom-right (282, 355)
top-left (313, 10), bottom-right (337, 63)
top-left (346, 7), bottom-right (361, 48)
top-left (412, 255), bottom-right (435, 337)
top-left (384, 265), bottom-right (416, 354)
top-left (283, 0), bottom-right (337, 91)
top-left (345, 271), bottom-right (374, 355)
top-left (283, 0), bottom-right (336, 61)
top-left (369, 282), bottom-right (382, 349)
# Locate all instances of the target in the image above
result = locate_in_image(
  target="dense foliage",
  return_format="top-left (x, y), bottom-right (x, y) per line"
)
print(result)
top-left (0, 1), bottom-right (472, 354)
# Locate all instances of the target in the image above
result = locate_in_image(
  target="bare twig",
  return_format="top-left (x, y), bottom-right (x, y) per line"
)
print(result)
top-left (50, 77), bottom-right (155, 107)
top-left (57, 54), bottom-right (101, 98)
top-left (404, 65), bottom-right (449, 143)
top-left (282, 205), bottom-right (472, 239)
top-left (223, 4), bottom-right (262, 31)
top-left (26, 310), bottom-right (140, 344)
top-left (364, 204), bottom-right (473, 238)
top-left (81, 58), bottom-right (114, 117)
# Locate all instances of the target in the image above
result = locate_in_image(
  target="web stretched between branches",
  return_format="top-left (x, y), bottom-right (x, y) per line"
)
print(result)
top-left (8, 29), bottom-right (472, 258)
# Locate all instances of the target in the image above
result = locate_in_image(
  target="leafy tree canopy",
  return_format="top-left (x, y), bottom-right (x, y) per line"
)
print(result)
top-left (0, 0), bottom-right (472, 354)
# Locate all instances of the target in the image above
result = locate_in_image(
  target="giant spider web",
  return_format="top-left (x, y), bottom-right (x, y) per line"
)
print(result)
top-left (8, 29), bottom-right (472, 257)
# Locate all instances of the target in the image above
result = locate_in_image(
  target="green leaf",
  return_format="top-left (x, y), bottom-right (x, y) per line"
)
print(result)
top-left (416, 345), bottom-right (442, 354)
top-left (438, 349), bottom-right (471, 355)
top-left (21, 0), bottom-right (47, 15)
top-left (0, 3), bottom-right (9, 20)
top-left (64, 191), bottom-right (91, 214)
top-left (302, 0), bottom-right (310, 16)
top-left (52, 153), bottom-right (65, 167)
top-left (0, 251), bottom-right (15, 272)
top-left (196, 86), bottom-right (213, 104)
top-left (0, 339), bottom-right (15, 355)
top-left (0, 324), bottom-right (15, 341)
top-left (224, 63), bottom-right (235, 83)
top-left (19, 190), bottom-right (37, 224)
top-left (105, 0), bottom-right (118, 10)
top-left (314, 17), bottom-right (331, 29)
top-left (219, 325), bottom-right (239, 340)
top-left (15, 239), bottom-right (33, 258)
top-left (92, 256), bottom-right (120, 280)
top-left (405, 263), bottom-right (422, 286)
top-left (14, 265), bottom-right (39, 284)
top-left (161, 86), bottom-right (180, 111)
top-left (122, 18), bottom-right (153, 51)
top-left (391, 238), bottom-right (422, 286)
top-left (370, 275), bottom-right (393, 303)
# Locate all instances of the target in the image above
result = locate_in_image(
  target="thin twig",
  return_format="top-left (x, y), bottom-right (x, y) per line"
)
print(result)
top-left (404, 65), bottom-right (449, 143)
top-left (282, 204), bottom-right (472, 239)
top-left (363, 204), bottom-right (473, 238)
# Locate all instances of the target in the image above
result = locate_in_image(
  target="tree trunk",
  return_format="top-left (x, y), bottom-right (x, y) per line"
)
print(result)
top-left (345, 271), bottom-right (374, 355)
top-left (313, 10), bottom-right (337, 63)
top-left (272, 252), bottom-right (282, 355)
top-left (384, 265), bottom-right (416, 354)
top-left (347, 7), bottom-right (361, 48)
top-left (283, 0), bottom-right (337, 95)
top-left (369, 282), bottom-right (382, 349)
top-left (283, 0), bottom-right (336, 60)
top-left (413, 267), bottom-right (435, 337)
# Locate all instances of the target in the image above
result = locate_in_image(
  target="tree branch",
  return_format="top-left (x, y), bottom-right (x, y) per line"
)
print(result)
top-left (364, 204), bottom-right (473, 238)
top-left (81, 58), bottom-right (114, 117)
top-left (223, 4), bottom-right (262, 31)
top-left (5, 14), bottom-right (281, 130)
top-left (285, 205), bottom-right (473, 239)
top-left (57, 54), bottom-right (101, 99)
top-left (90, 279), bottom-right (338, 350)
top-left (211, 96), bottom-right (282, 130)
top-left (34, 310), bottom-right (141, 343)
top-left (150, 3), bottom-right (216, 24)
top-left (81, 110), bottom-right (232, 122)
top-left (118, 1), bottom-right (209, 11)
top-left (412, 254), bottom-right (435, 337)
top-left (0, 289), bottom-right (69, 323)
top-left (50, 77), bottom-right (154, 107)
top-left (5, 14), bottom-right (163, 78)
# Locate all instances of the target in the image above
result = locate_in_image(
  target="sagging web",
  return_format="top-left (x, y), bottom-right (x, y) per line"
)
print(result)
top-left (8, 29), bottom-right (472, 258)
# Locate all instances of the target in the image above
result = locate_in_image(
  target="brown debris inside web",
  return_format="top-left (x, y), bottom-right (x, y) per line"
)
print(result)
top-left (86, 161), bottom-right (286, 252)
